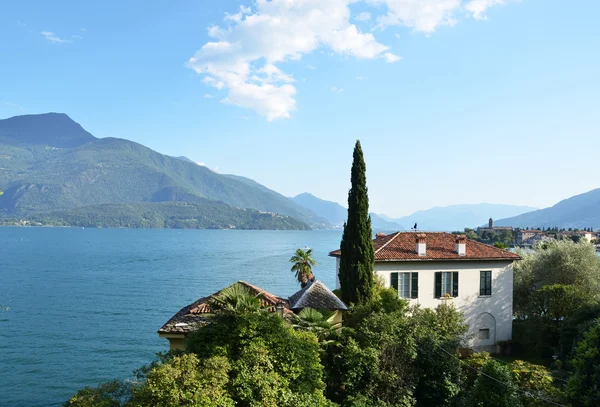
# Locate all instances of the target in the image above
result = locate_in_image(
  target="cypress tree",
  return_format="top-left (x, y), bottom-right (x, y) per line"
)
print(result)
top-left (339, 140), bottom-right (375, 305)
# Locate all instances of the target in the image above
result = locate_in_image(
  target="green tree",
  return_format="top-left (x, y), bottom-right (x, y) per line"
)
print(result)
top-left (509, 360), bottom-right (565, 407)
top-left (186, 311), bottom-right (330, 407)
top-left (567, 320), bottom-right (600, 406)
top-left (131, 354), bottom-right (234, 407)
top-left (289, 247), bottom-right (317, 287)
top-left (209, 283), bottom-right (267, 315)
top-left (339, 140), bottom-right (375, 305)
top-left (469, 360), bottom-right (523, 407)
top-left (292, 308), bottom-right (341, 342)
top-left (64, 381), bottom-right (133, 407)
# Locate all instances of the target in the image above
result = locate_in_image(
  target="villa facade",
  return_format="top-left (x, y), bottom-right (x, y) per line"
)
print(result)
top-left (330, 232), bottom-right (520, 353)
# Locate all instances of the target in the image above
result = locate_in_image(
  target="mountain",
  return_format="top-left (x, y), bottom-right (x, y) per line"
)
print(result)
top-left (291, 193), bottom-right (348, 226)
top-left (0, 201), bottom-right (309, 230)
top-left (495, 189), bottom-right (600, 229)
top-left (0, 112), bottom-right (96, 148)
top-left (387, 203), bottom-right (537, 231)
top-left (291, 192), bottom-right (404, 231)
top-left (0, 113), bottom-right (325, 228)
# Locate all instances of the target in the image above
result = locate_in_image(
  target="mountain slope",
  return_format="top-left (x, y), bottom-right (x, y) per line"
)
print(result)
top-left (291, 192), bottom-right (404, 231)
top-left (0, 112), bottom-right (96, 148)
top-left (495, 189), bottom-right (600, 229)
top-left (390, 203), bottom-right (537, 231)
top-left (291, 193), bottom-right (348, 226)
top-left (3, 201), bottom-right (310, 230)
top-left (0, 113), bottom-right (323, 227)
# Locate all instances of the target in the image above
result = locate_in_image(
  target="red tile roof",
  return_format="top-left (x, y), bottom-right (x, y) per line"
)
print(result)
top-left (329, 232), bottom-right (521, 262)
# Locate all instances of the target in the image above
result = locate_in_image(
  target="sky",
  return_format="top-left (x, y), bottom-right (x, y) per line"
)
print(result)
top-left (1, 0), bottom-right (599, 218)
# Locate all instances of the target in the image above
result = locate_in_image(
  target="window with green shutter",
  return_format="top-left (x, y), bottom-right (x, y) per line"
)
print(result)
top-left (390, 272), bottom-right (419, 299)
top-left (480, 271), bottom-right (492, 296)
top-left (435, 272), bottom-right (459, 298)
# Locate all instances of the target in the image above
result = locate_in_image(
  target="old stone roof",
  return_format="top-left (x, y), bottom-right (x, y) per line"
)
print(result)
top-left (158, 281), bottom-right (290, 335)
top-left (329, 232), bottom-right (520, 262)
top-left (288, 280), bottom-right (348, 311)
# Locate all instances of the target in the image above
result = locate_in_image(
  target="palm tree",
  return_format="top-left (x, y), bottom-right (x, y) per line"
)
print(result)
top-left (209, 283), bottom-right (267, 315)
top-left (292, 308), bottom-right (341, 343)
top-left (289, 248), bottom-right (317, 287)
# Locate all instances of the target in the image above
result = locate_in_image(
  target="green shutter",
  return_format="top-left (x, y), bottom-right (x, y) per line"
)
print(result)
top-left (391, 272), bottom-right (398, 293)
top-left (452, 271), bottom-right (459, 297)
top-left (435, 272), bottom-right (442, 298)
top-left (480, 272), bottom-right (485, 296)
top-left (411, 273), bottom-right (418, 299)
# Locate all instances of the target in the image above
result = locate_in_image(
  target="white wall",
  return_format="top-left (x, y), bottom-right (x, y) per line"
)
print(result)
top-left (334, 258), bottom-right (514, 352)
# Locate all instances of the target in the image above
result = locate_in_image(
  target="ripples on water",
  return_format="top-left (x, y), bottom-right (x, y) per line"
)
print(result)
top-left (0, 228), bottom-right (342, 407)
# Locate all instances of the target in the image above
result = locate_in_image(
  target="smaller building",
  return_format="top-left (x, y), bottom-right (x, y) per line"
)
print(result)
top-left (477, 218), bottom-right (514, 235)
top-left (517, 229), bottom-right (545, 245)
top-left (158, 280), bottom-right (347, 350)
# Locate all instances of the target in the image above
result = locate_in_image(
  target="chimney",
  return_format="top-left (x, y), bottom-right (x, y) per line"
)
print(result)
top-left (376, 232), bottom-right (386, 238)
top-left (416, 233), bottom-right (427, 256)
top-left (456, 235), bottom-right (467, 256)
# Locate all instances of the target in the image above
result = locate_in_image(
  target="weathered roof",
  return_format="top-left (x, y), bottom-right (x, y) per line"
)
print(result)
top-left (329, 232), bottom-right (520, 262)
top-left (158, 281), bottom-right (290, 335)
top-left (288, 280), bottom-right (348, 311)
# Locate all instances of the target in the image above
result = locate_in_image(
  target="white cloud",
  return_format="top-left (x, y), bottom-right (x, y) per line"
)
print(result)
top-left (331, 86), bottom-right (344, 93)
top-left (356, 76), bottom-right (367, 80)
top-left (355, 11), bottom-right (372, 21)
top-left (189, 0), bottom-right (512, 120)
top-left (240, 115), bottom-right (249, 120)
top-left (465, 0), bottom-right (506, 20)
top-left (384, 52), bottom-right (402, 63)
top-left (204, 93), bottom-right (214, 98)
top-left (41, 31), bottom-right (71, 43)
top-left (395, 33), bottom-right (400, 39)
top-left (188, 0), bottom-right (394, 121)
top-left (307, 64), bottom-right (316, 70)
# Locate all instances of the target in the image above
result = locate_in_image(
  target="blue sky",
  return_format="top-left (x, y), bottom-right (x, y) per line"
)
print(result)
top-left (1, 0), bottom-right (599, 217)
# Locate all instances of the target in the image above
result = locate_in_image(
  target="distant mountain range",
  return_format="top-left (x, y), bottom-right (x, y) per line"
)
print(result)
top-left (0, 113), bottom-right (326, 229)
top-left (379, 203), bottom-right (538, 231)
top-left (3, 113), bottom-right (596, 232)
top-left (495, 189), bottom-right (600, 229)
top-left (291, 192), bottom-right (405, 231)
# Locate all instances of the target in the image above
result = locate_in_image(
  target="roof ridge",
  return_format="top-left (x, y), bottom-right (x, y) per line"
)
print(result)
top-left (375, 232), bottom-right (402, 255)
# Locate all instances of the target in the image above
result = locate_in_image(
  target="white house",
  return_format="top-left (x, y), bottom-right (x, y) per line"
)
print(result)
top-left (330, 232), bottom-right (521, 353)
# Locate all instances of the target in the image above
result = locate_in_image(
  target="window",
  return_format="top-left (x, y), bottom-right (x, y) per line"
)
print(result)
top-left (435, 272), bottom-right (458, 298)
top-left (478, 329), bottom-right (490, 340)
top-left (390, 272), bottom-right (418, 299)
top-left (480, 271), bottom-right (492, 296)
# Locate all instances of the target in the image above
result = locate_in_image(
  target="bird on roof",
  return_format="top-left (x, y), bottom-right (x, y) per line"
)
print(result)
top-left (413, 223), bottom-right (418, 231)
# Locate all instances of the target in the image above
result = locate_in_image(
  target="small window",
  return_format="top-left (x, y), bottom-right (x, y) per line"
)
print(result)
top-left (435, 272), bottom-right (459, 298)
top-left (390, 272), bottom-right (418, 299)
top-left (478, 329), bottom-right (490, 340)
top-left (480, 271), bottom-right (492, 296)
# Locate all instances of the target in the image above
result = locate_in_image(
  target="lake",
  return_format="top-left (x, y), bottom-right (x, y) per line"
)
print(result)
top-left (0, 228), bottom-right (342, 407)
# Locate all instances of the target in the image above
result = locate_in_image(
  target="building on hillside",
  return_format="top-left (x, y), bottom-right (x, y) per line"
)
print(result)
top-left (158, 280), bottom-right (347, 350)
top-left (329, 232), bottom-right (520, 353)
top-left (476, 218), bottom-right (514, 235)
top-left (517, 229), bottom-right (545, 245)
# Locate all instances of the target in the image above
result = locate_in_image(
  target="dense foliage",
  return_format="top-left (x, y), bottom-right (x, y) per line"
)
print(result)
top-left (566, 320), bottom-right (600, 406)
top-left (0, 201), bottom-right (310, 230)
top-left (339, 140), bottom-right (375, 305)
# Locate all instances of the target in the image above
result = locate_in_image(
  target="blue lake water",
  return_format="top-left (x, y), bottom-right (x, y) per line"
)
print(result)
top-left (0, 228), bottom-right (342, 407)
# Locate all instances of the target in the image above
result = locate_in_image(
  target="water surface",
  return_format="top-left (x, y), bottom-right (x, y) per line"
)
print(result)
top-left (0, 228), bottom-right (341, 407)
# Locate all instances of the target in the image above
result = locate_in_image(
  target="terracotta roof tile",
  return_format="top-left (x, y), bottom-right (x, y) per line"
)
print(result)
top-left (329, 232), bottom-right (521, 262)
top-left (158, 281), bottom-right (290, 334)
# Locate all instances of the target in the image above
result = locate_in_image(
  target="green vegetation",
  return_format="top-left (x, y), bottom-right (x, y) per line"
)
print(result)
top-left (566, 320), bottom-right (600, 406)
top-left (339, 140), bottom-right (375, 305)
top-left (289, 247), bottom-right (317, 287)
top-left (0, 201), bottom-right (310, 230)
top-left (66, 281), bottom-right (566, 407)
